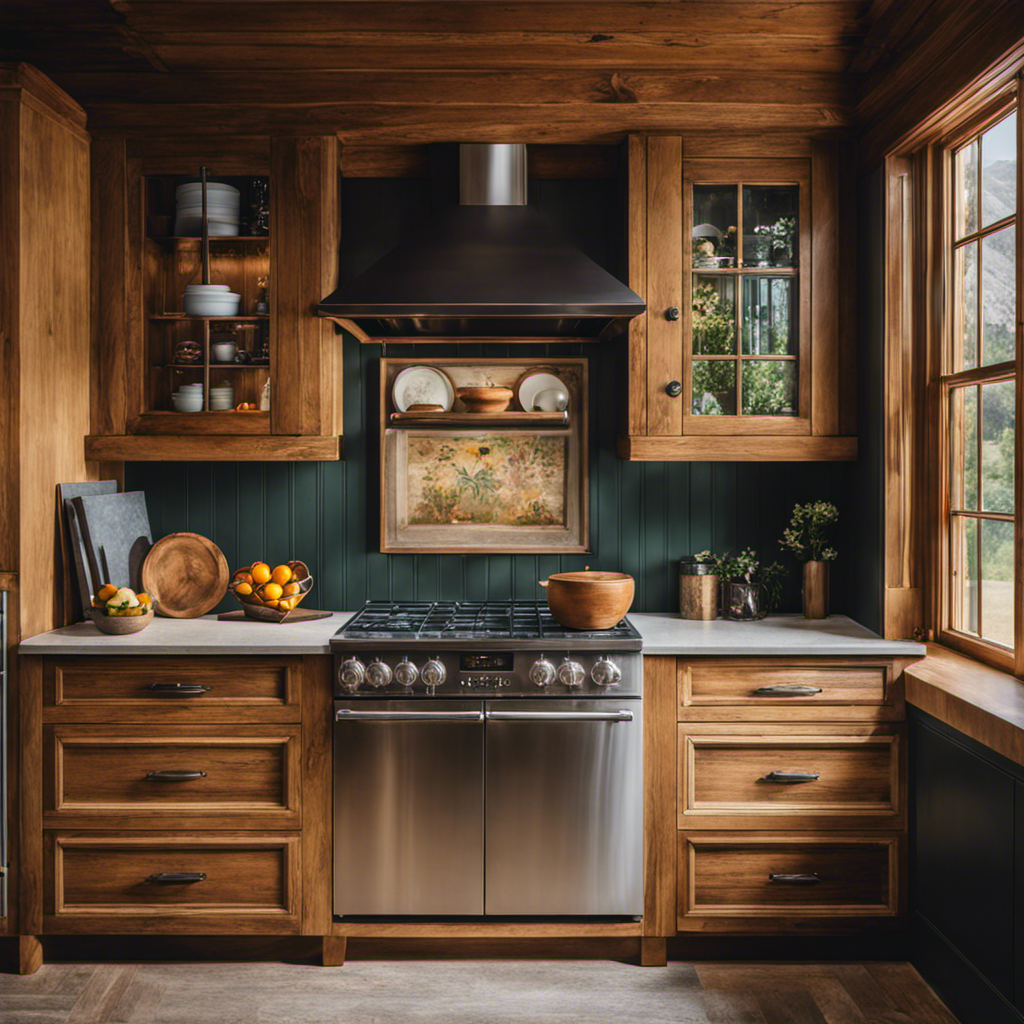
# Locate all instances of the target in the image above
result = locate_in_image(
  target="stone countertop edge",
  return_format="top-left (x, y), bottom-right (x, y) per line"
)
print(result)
top-left (18, 610), bottom-right (925, 657)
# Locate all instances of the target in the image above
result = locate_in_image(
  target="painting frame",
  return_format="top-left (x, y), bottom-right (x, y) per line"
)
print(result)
top-left (380, 358), bottom-right (588, 554)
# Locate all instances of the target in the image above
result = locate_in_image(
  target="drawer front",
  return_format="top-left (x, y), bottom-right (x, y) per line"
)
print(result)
top-left (45, 833), bottom-right (300, 932)
top-left (678, 660), bottom-right (900, 721)
top-left (678, 833), bottom-right (899, 931)
top-left (44, 658), bottom-right (300, 722)
top-left (678, 725), bottom-right (902, 829)
top-left (44, 725), bottom-right (301, 828)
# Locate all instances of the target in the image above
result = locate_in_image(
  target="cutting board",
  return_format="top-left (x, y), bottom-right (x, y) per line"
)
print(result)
top-left (142, 532), bottom-right (230, 618)
top-left (71, 490), bottom-right (152, 597)
top-left (59, 480), bottom-right (118, 619)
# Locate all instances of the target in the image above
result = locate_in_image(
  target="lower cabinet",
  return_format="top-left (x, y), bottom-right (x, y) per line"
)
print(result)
top-left (909, 708), bottom-right (1024, 1024)
top-left (671, 657), bottom-right (908, 935)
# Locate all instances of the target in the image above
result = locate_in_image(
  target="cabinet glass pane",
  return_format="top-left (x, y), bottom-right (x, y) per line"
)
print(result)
top-left (956, 140), bottom-right (978, 239)
top-left (742, 186), bottom-right (798, 268)
top-left (741, 360), bottom-right (797, 416)
top-left (981, 111), bottom-right (1016, 230)
top-left (955, 241), bottom-right (978, 370)
top-left (952, 515), bottom-right (980, 637)
top-left (981, 379), bottom-right (1015, 514)
top-left (949, 385), bottom-right (979, 511)
top-left (692, 185), bottom-right (737, 267)
top-left (981, 517), bottom-right (1014, 648)
top-left (981, 225), bottom-right (1016, 365)
top-left (692, 276), bottom-right (736, 355)
top-left (741, 276), bottom-right (795, 355)
top-left (692, 360), bottom-right (736, 415)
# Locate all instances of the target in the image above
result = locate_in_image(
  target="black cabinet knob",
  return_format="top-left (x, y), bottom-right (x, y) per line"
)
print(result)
top-left (665, 306), bottom-right (680, 321)
top-left (666, 380), bottom-right (682, 398)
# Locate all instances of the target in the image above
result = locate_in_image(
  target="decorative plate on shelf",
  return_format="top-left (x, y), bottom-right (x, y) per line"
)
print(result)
top-left (392, 365), bottom-right (455, 413)
top-left (515, 369), bottom-right (569, 413)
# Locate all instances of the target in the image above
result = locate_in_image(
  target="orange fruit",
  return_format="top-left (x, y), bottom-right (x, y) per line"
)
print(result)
top-left (96, 583), bottom-right (118, 603)
top-left (263, 599), bottom-right (280, 609)
top-left (234, 581), bottom-right (253, 597)
top-left (251, 562), bottom-right (271, 585)
top-left (261, 582), bottom-right (283, 601)
top-left (271, 564), bottom-right (292, 586)
top-left (282, 581), bottom-right (300, 597)
top-left (278, 597), bottom-right (295, 612)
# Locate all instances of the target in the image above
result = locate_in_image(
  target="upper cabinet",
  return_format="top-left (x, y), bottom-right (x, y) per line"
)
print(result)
top-left (619, 136), bottom-right (857, 461)
top-left (86, 136), bottom-right (343, 462)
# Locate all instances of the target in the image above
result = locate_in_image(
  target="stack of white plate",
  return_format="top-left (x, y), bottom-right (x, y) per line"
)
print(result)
top-left (172, 383), bottom-right (204, 412)
top-left (183, 283), bottom-right (242, 317)
top-left (174, 181), bottom-right (241, 236)
top-left (209, 383), bottom-right (235, 410)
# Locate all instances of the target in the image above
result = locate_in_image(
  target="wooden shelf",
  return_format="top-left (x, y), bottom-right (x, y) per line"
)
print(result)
top-left (85, 433), bottom-right (342, 462)
top-left (147, 235), bottom-right (269, 248)
top-left (149, 314), bottom-right (269, 322)
top-left (617, 434), bottom-right (858, 461)
top-left (156, 363), bottom-right (270, 370)
top-left (389, 410), bottom-right (569, 429)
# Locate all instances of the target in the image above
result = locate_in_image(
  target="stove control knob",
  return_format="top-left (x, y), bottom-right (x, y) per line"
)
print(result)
top-left (393, 658), bottom-right (418, 689)
top-left (529, 656), bottom-right (557, 689)
top-left (421, 658), bottom-right (446, 690)
top-left (558, 657), bottom-right (586, 689)
top-left (591, 656), bottom-right (622, 687)
top-left (365, 658), bottom-right (392, 689)
top-left (338, 657), bottom-right (366, 692)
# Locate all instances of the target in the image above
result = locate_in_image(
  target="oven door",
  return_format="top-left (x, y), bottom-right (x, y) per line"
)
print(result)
top-left (334, 700), bottom-right (485, 915)
top-left (484, 698), bottom-right (643, 916)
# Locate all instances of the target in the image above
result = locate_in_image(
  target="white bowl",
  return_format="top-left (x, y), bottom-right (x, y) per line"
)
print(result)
top-left (183, 292), bottom-right (242, 316)
top-left (211, 341), bottom-right (238, 362)
top-left (172, 395), bottom-right (204, 412)
top-left (185, 284), bottom-right (231, 293)
top-left (176, 182), bottom-right (240, 199)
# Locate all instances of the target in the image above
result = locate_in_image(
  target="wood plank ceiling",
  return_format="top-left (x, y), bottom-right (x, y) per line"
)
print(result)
top-left (2, 1), bottom-right (1022, 153)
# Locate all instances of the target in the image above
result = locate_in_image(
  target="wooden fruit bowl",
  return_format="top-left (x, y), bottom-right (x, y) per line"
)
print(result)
top-left (228, 560), bottom-right (313, 622)
top-left (539, 570), bottom-right (634, 630)
top-left (89, 607), bottom-right (156, 635)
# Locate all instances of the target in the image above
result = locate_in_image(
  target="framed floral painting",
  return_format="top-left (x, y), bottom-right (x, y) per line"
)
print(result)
top-left (380, 358), bottom-right (588, 553)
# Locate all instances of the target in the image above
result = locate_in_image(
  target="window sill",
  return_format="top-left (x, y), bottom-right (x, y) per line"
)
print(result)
top-left (905, 643), bottom-right (1024, 768)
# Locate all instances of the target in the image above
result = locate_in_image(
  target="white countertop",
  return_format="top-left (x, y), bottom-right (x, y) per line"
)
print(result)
top-left (627, 612), bottom-right (925, 657)
top-left (19, 609), bottom-right (925, 658)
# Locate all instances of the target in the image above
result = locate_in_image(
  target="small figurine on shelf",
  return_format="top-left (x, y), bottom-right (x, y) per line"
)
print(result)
top-left (255, 275), bottom-right (269, 315)
top-left (253, 334), bottom-right (270, 365)
top-left (172, 340), bottom-right (202, 365)
top-left (260, 377), bottom-right (271, 411)
top-left (248, 179), bottom-right (269, 236)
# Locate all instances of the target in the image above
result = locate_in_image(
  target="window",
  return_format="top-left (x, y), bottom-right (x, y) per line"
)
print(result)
top-left (940, 102), bottom-right (1020, 668)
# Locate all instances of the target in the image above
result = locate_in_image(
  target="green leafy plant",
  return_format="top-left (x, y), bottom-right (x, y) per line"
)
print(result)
top-left (692, 548), bottom-right (785, 612)
top-left (780, 501), bottom-right (839, 562)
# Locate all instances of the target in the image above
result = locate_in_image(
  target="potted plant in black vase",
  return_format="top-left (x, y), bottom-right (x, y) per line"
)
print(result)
top-left (713, 549), bottom-right (785, 621)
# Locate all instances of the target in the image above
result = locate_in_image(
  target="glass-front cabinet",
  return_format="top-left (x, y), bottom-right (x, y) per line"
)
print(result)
top-left (620, 137), bottom-right (855, 461)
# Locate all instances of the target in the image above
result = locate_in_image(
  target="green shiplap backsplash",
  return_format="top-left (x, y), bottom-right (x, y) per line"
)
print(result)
top-left (126, 174), bottom-right (857, 616)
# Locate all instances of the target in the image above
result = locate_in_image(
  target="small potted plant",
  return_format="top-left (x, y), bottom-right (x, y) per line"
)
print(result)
top-left (714, 549), bottom-right (785, 621)
top-left (780, 501), bottom-right (838, 619)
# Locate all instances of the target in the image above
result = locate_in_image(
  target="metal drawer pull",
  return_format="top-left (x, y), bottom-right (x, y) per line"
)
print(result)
top-left (146, 872), bottom-right (206, 884)
top-left (768, 872), bottom-right (821, 885)
top-left (145, 770), bottom-right (207, 782)
top-left (146, 683), bottom-right (212, 697)
top-left (759, 770), bottom-right (820, 784)
top-left (335, 709), bottom-right (484, 722)
top-left (751, 684), bottom-right (823, 698)
top-left (485, 710), bottom-right (634, 723)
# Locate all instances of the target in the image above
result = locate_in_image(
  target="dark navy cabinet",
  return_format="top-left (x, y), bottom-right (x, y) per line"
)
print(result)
top-left (910, 707), bottom-right (1024, 1023)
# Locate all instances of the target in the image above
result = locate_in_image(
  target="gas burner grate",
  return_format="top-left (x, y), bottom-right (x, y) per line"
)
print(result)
top-left (336, 601), bottom-right (639, 641)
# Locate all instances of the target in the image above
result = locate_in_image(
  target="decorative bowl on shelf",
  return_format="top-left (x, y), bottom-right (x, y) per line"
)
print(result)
top-left (456, 386), bottom-right (513, 414)
top-left (407, 403), bottom-right (444, 413)
top-left (211, 341), bottom-right (238, 363)
top-left (228, 560), bottom-right (314, 622)
top-left (183, 289), bottom-right (242, 317)
top-left (89, 607), bottom-right (155, 635)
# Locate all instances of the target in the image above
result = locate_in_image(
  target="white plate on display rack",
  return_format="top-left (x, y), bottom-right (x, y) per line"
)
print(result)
top-left (517, 370), bottom-right (569, 413)
top-left (392, 366), bottom-right (455, 413)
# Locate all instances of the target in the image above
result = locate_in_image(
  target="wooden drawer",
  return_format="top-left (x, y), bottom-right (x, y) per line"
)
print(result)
top-left (43, 725), bottom-right (301, 828)
top-left (678, 723), bottom-right (902, 829)
top-left (44, 832), bottom-right (300, 933)
top-left (43, 657), bottom-right (301, 722)
top-left (677, 833), bottom-right (900, 932)
top-left (678, 659), bottom-right (902, 722)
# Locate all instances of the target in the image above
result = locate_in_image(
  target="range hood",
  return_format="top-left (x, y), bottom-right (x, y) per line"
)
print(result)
top-left (317, 143), bottom-right (646, 341)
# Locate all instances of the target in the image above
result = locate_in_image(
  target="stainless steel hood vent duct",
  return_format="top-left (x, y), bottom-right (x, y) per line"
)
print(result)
top-left (317, 143), bottom-right (645, 341)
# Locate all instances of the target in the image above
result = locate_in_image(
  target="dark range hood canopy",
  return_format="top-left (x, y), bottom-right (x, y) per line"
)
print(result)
top-left (317, 143), bottom-right (646, 341)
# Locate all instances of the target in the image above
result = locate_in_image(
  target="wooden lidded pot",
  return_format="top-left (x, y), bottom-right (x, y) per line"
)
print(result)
top-left (539, 570), bottom-right (635, 630)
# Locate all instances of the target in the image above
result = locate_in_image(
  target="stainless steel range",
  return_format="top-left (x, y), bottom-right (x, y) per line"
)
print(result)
top-left (331, 600), bottom-right (643, 918)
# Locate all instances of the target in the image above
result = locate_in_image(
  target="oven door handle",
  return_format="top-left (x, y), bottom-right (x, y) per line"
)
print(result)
top-left (485, 709), bottom-right (634, 723)
top-left (335, 709), bottom-right (485, 722)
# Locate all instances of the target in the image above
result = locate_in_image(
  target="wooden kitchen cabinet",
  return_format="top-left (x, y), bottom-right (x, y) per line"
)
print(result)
top-left (620, 136), bottom-right (856, 461)
top-left (86, 135), bottom-right (343, 462)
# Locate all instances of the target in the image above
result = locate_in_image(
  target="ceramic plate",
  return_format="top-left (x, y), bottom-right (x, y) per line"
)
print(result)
top-left (517, 370), bottom-right (569, 413)
top-left (392, 366), bottom-right (455, 412)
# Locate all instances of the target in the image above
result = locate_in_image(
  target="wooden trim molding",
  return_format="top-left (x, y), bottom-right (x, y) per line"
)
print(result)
top-left (618, 435), bottom-right (856, 462)
top-left (905, 643), bottom-right (1024, 769)
top-left (84, 434), bottom-right (342, 462)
